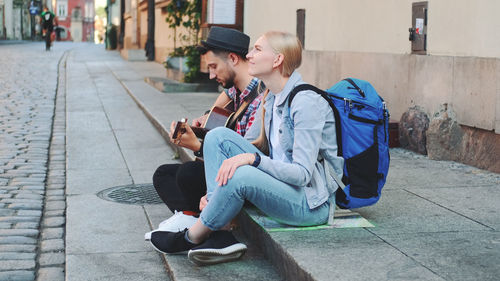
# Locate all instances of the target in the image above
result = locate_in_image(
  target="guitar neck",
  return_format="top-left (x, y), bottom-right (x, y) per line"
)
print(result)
top-left (190, 126), bottom-right (208, 139)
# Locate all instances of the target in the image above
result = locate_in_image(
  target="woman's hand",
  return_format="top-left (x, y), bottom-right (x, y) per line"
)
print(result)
top-left (169, 121), bottom-right (201, 152)
top-left (199, 194), bottom-right (208, 211)
top-left (216, 153), bottom-right (256, 186)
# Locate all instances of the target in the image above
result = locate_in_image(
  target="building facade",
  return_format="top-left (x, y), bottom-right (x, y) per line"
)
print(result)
top-left (55, 0), bottom-right (94, 41)
top-left (1, 0), bottom-right (35, 40)
top-left (0, 0), bottom-right (94, 41)
top-left (117, 0), bottom-right (499, 171)
top-left (120, 0), bottom-right (197, 61)
top-left (244, 0), bottom-right (499, 172)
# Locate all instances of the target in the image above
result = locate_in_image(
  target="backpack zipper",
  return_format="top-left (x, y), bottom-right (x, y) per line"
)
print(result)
top-left (332, 94), bottom-right (380, 110)
top-left (383, 102), bottom-right (388, 143)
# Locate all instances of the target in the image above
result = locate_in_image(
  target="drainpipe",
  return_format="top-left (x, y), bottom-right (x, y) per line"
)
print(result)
top-left (145, 0), bottom-right (154, 61)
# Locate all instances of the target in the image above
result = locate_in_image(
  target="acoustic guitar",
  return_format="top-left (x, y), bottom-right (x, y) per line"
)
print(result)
top-left (172, 101), bottom-right (236, 141)
top-left (172, 85), bottom-right (261, 141)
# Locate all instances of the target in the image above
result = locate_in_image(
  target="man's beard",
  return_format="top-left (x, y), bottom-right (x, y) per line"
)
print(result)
top-left (222, 69), bottom-right (237, 89)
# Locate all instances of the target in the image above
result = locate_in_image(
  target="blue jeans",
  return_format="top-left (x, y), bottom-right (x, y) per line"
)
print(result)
top-left (200, 127), bottom-right (330, 230)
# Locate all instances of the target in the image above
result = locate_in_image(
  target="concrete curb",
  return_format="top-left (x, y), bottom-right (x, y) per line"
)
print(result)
top-left (35, 50), bottom-right (69, 281)
top-left (118, 78), bottom-right (195, 164)
top-left (237, 212), bottom-right (314, 281)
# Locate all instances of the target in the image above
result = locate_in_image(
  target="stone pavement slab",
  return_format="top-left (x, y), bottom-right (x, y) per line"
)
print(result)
top-left (409, 185), bottom-right (500, 229)
top-left (385, 150), bottom-right (499, 190)
top-left (66, 168), bottom-right (131, 196)
top-left (66, 252), bottom-right (167, 281)
top-left (66, 195), bottom-right (152, 254)
top-left (270, 228), bottom-right (445, 281)
top-left (357, 188), bottom-right (491, 235)
top-left (379, 231), bottom-right (500, 281)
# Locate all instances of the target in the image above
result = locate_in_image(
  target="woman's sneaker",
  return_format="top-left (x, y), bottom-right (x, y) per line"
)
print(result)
top-left (149, 228), bottom-right (197, 254)
top-left (144, 211), bottom-right (198, 241)
top-left (188, 231), bottom-right (247, 266)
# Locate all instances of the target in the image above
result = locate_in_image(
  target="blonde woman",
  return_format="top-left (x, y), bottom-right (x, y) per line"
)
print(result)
top-left (149, 31), bottom-right (344, 266)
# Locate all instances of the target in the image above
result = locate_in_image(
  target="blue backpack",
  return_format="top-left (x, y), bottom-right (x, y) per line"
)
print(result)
top-left (288, 78), bottom-right (390, 209)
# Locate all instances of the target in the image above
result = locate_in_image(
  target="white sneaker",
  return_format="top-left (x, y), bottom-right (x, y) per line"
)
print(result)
top-left (158, 210), bottom-right (198, 230)
top-left (144, 211), bottom-right (198, 241)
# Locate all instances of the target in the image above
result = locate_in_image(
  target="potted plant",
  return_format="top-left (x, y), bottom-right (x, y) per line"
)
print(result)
top-left (163, 0), bottom-right (201, 83)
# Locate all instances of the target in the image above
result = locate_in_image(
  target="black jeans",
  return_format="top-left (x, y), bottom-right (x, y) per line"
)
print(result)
top-left (152, 161), bottom-right (206, 213)
top-left (44, 27), bottom-right (53, 50)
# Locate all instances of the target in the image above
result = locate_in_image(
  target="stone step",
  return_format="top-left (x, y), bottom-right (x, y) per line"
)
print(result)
top-left (120, 48), bottom-right (148, 61)
top-left (157, 228), bottom-right (281, 281)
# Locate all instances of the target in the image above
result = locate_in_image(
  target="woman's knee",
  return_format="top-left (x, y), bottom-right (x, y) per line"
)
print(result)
top-left (223, 166), bottom-right (259, 196)
top-left (204, 127), bottom-right (242, 150)
top-left (204, 127), bottom-right (232, 145)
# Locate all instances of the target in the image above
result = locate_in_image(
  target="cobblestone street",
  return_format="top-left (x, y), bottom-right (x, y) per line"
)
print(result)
top-left (0, 42), bottom-right (72, 281)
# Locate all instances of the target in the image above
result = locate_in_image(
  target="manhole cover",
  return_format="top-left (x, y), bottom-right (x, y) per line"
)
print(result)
top-left (97, 183), bottom-right (163, 205)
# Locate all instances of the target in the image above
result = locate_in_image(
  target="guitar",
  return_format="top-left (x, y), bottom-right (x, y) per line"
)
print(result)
top-left (172, 102), bottom-right (235, 141)
top-left (173, 85), bottom-right (261, 140)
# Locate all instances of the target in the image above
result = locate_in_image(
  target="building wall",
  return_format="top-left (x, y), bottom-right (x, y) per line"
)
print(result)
top-left (139, 6), bottom-right (146, 48)
top-left (122, 0), bottom-right (191, 61)
top-left (244, 0), bottom-right (500, 134)
top-left (0, 3), bottom-right (5, 39)
top-left (244, 0), bottom-right (500, 58)
top-left (55, 0), bottom-right (94, 41)
top-left (123, 0), bottom-right (136, 48)
top-left (110, 0), bottom-right (120, 26)
top-left (4, 0), bottom-right (13, 39)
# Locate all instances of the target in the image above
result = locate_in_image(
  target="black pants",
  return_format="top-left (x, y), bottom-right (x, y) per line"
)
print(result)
top-left (44, 28), bottom-right (53, 50)
top-left (152, 161), bottom-right (206, 213)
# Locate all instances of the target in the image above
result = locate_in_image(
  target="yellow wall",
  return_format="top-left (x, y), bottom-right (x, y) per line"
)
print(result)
top-left (154, 8), bottom-right (193, 63)
top-left (244, 0), bottom-right (500, 58)
top-left (244, 0), bottom-right (500, 133)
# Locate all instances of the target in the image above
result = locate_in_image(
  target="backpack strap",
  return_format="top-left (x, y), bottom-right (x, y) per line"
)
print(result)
top-left (288, 84), bottom-right (350, 209)
top-left (288, 84), bottom-right (343, 157)
top-left (343, 78), bottom-right (365, 98)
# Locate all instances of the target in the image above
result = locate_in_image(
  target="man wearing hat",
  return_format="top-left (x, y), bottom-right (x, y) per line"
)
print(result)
top-left (147, 27), bottom-right (263, 261)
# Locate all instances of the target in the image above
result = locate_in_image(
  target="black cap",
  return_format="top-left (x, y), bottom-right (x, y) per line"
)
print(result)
top-left (198, 27), bottom-right (250, 56)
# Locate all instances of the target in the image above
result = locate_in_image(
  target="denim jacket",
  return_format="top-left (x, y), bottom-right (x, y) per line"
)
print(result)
top-left (245, 71), bottom-right (344, 209)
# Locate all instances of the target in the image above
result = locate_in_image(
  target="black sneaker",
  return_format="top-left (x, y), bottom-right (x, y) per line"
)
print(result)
top-left (150, 228), bottom-right (197, 254)
top-left (187, 231), bottom-right (247, 266)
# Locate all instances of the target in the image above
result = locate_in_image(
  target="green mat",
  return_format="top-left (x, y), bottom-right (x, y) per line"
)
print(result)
top-left (245, 207), bottom-right (374, 232)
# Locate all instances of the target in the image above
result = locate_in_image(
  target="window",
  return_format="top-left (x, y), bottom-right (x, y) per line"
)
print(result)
top-left (57, 0), bottom-right (68, 20)
top-left (84, 1), bottom-right (94, 21)
top-left (201, 0), bottom-right (243, 31)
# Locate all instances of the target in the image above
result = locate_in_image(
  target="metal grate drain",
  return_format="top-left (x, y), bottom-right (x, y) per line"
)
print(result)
top-left (97, 183), bottom-right (163, 205)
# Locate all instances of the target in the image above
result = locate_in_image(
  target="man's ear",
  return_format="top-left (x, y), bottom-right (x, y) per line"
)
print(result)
top-left (227, 53), bottom-right (240, 66)
top-left (272, 53), bottom-right (284, 69)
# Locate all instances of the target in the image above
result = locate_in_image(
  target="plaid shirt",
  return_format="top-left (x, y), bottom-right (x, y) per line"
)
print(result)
top-left (226, 78), bottom-right (262, 136)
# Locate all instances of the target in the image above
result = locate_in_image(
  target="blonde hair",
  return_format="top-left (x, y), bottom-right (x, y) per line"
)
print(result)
top-left (263, 31), bottom-right (302, 77)
top-left (251, 32), bottom-right (302, 155)
top-left (251, 88), bottom-right (270, 155)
